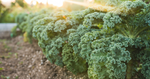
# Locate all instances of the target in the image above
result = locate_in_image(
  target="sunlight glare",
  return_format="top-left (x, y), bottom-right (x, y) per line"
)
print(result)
top-left (48, 0), bottom-right (64, 7)
top-left (25, 0), bottom-right (31, 4)
top-left (25, 0), bottom-right (64, 7)
top-left (33, 1), bottom-right (37, 5)
top-left (65, 0), bottom-right (115, 12)
top-left (88, 0), bottom-right (93, 2)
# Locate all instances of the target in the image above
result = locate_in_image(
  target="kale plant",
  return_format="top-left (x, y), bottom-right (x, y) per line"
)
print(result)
top-left (14, 9), bottom-right (50, 43)
top-left (15, 0), bottom-right (150, 79)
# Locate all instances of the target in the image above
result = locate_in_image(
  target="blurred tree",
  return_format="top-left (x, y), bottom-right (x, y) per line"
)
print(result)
top-left (0, 0), bottom-right (5, 14)
top-left (15, 0), bottom-right (25, 7)
top-left (11, 2), bottom-right (16, 7)
top-left (11, 0), bottom-right (28, 8)
top-left (0, 0), bottom-right (1, 18)
top-left (0, 0), bottom-right (7, 22)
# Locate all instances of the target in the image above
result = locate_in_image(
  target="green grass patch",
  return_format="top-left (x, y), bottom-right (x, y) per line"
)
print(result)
top-left (0, 68), bottom-right (4, 71)
top-left (8, 52), bottom-right (12, 55)
top-left (15, 76), bottom-right (19, 79)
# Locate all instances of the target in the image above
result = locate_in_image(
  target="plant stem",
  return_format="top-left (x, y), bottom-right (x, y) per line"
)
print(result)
top-left (126, 59), bottom-right (133, 79)
top-left (134, 26), bottom-right (148, 38)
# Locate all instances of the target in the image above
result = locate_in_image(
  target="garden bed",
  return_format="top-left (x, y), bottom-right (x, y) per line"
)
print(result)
top-left (0, 35), bottom-right (88, 79)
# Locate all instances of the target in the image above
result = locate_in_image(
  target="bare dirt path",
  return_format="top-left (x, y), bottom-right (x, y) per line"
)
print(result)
top-left (0, 36), bottom-right (88, 79)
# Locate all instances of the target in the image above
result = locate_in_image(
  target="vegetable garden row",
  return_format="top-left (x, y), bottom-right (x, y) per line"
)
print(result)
top-left (12, 0), bottom-right (150, 79)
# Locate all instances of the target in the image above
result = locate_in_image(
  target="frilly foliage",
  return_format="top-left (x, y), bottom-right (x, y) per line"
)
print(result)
top-left (15, 13), bottom-right (28, 31)
top-left (11, 13), bottom-right (28, 37)
top-left (13, 9), bottom-right (50, 43)
top-left (15, 0), bottom-right (150, 79)
top-left (62, 44), bottom-right (87, 74)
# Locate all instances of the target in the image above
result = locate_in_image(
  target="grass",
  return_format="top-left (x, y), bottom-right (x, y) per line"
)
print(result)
top-left (19, 61), bottom-right (23, 64)
top-left (14, 53), bottom-right (18, 58)
top-left (15, 76), bottom-right (19, 79)
top-left (5, 56), bottom-right (10, 59)
top-left (8, 52), bottom-right (12, 55)
top-left (4, 45), bottom-right (11, 51)
top-left (0, 39), bottom-right (11, 52)
top-left (2, 42), bottom-right (11, 52)
top-left (0, 68), bottom-right (3, 71)
top-left (1, 75), bottom-right (10, 79)
top-left (0, 56), bottom-right (10, 59)
top-left (1, 75), bottom-right (5, 78)
top-left (0, 61), bottom-right (2, 64)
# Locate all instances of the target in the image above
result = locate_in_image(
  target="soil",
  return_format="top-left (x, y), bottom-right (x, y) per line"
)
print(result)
top-left (0, 35), bottom-right (88, 79)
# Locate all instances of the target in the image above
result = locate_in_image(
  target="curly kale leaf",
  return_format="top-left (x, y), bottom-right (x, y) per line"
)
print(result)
top-left (138, 49), bottom-right (150, 79)
top-left (62, 44), bottom-right (87, 74)
top-left (88, 34), bottom-right (131, 79)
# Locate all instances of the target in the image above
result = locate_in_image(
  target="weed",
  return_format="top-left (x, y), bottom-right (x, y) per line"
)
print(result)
top-left (2, 42), bottom-right (11, 51)
top-left (1, 75), bottom-right (10, 79)
top-left (14, 53), bottom-right (18, 58)
top-left (0, 68), bottom-right (3, 71)
top-left (1, 75), bottom-right (5, 78)
top-left (15, 76), bottom-right (19, 79)
top-left (0, 56), bottom-right (10, 59)
top-left (5, 56), bottom-right (10, 59)
top-left (19, 61), bottom-right (23, 64)
top-left (8, 52), bottom-right (12, 55)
